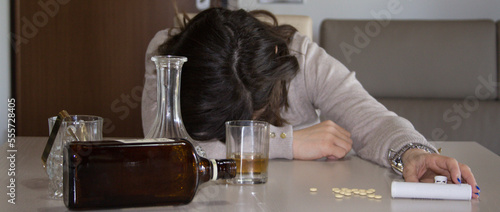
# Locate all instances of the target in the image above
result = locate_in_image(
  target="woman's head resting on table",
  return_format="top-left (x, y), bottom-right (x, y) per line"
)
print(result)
top-left (158, 8), bottom-right (300, 142)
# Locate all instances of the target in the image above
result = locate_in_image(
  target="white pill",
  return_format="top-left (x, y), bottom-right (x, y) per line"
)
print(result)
top-left (310, 188), bottom-right (318, 192)
top-left (335, 194), bottom-right (344, 198)
top-left (374, 195), bottom-right (382, 199)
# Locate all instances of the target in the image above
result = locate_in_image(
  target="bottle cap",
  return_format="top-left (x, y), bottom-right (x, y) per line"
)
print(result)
top-left (434, 176), bottom-right (448, 184)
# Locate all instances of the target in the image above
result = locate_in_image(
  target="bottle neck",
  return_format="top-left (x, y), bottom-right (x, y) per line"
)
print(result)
top-left (199, 158), bottom-right (237, 183)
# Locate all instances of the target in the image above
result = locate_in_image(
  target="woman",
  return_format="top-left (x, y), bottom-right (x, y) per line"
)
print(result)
top-left (142, 8), bottom-right (479, 198)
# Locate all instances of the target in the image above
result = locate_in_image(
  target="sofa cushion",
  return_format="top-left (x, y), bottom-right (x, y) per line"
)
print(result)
top-left (320, 20), bottom-right (497, 100)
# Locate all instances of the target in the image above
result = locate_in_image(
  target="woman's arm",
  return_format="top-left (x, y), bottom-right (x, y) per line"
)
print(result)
top-left (286, 33), bottom-right (479, 198)
top-left (286, 33), bottom-right (434, 166)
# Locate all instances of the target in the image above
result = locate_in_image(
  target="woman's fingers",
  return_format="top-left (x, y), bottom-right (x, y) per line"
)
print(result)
top-left (402, 150), bottom-right (480, 199)
top-left (292, 120), bottom-right (352, 160)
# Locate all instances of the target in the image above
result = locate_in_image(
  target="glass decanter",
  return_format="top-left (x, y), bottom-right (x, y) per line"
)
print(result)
top-left (146, 55), bottom-right (206, 157)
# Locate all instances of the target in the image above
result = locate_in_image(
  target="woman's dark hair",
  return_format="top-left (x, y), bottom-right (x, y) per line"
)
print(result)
top-left (157, 8), bottom-right (299, 141)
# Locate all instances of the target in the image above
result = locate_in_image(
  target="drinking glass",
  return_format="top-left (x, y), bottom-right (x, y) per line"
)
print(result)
top-left (47, 115), bottom-right (103, 198)
top-left (226, 120), bottom-right (270, 184)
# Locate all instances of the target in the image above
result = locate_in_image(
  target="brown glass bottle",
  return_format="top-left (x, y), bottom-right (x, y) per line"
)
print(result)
top-left (63, 138), bottom-right (236, 209)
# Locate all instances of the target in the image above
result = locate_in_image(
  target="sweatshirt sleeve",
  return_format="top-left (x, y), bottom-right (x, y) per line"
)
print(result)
top-left (287, 33), bottom-right (437, 167)
top-left (268, 124), bottom-right (294, 159)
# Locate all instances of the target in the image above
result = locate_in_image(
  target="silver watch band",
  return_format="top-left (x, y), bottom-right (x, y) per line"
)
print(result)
top-left (388, 143), bottom-right (437, 175)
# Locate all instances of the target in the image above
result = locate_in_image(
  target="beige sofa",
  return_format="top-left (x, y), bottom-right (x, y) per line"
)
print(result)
top-left (320, 20), bottom-right (500, 155)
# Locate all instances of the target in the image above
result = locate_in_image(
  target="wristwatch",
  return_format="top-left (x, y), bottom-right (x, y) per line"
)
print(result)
top-left (388, 143), bottom-right (437, 175)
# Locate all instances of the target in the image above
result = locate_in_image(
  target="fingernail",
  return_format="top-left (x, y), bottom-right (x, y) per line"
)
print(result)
top-left (475, 193), bottom-right (480, 197)
top-left (457, 178), bottom-right (462, 183)
top-left (476, 185), bottom-right (481, 191)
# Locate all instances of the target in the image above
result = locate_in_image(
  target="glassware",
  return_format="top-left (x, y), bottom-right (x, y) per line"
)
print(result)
top-left (63, 138), bottom-right (236, 209)
top-left (47, 115), bottom-right (103, 198)
top-left (226, 120), bottom-right (270, 184)
top-left (146, 55), bottom-right (206, 157)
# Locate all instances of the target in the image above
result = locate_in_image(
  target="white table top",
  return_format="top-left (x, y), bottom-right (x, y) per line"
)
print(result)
top-left (1, 137), bottom-right (499, 211)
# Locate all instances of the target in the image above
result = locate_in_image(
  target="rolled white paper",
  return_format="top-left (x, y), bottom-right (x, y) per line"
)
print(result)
top-left (391, 181), bottom-right (471, 200)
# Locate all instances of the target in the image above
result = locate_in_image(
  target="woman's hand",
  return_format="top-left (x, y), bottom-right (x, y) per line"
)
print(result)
top-left (292, 120), bottom-right (352, 160)
top-left (402, 149), bottom-right (480, 199)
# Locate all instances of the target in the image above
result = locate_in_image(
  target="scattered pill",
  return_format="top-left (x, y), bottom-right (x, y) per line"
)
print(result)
top-left (318, 187), bottom-right (381, 201)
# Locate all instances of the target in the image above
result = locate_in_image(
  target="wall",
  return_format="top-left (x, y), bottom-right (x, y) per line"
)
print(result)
top-left (238, 0), bottom-right (500, 42)
top-left (1, 0), bottom-right (10, 146)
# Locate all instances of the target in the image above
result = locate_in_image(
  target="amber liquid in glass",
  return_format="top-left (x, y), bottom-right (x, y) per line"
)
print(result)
top-left (231, 153), bottom-right (269, 174)
top-left (63, 139), bottom-right (235, 209)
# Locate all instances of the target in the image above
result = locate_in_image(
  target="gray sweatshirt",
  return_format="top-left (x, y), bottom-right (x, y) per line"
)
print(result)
top-left (142, 29), bottom-right (436, 168)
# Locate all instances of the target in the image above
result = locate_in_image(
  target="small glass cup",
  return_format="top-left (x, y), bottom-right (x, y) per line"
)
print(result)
top-left (47, 115), bottom-right (103, 198)
top-left (225, 120), bottom-right (270, 184)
